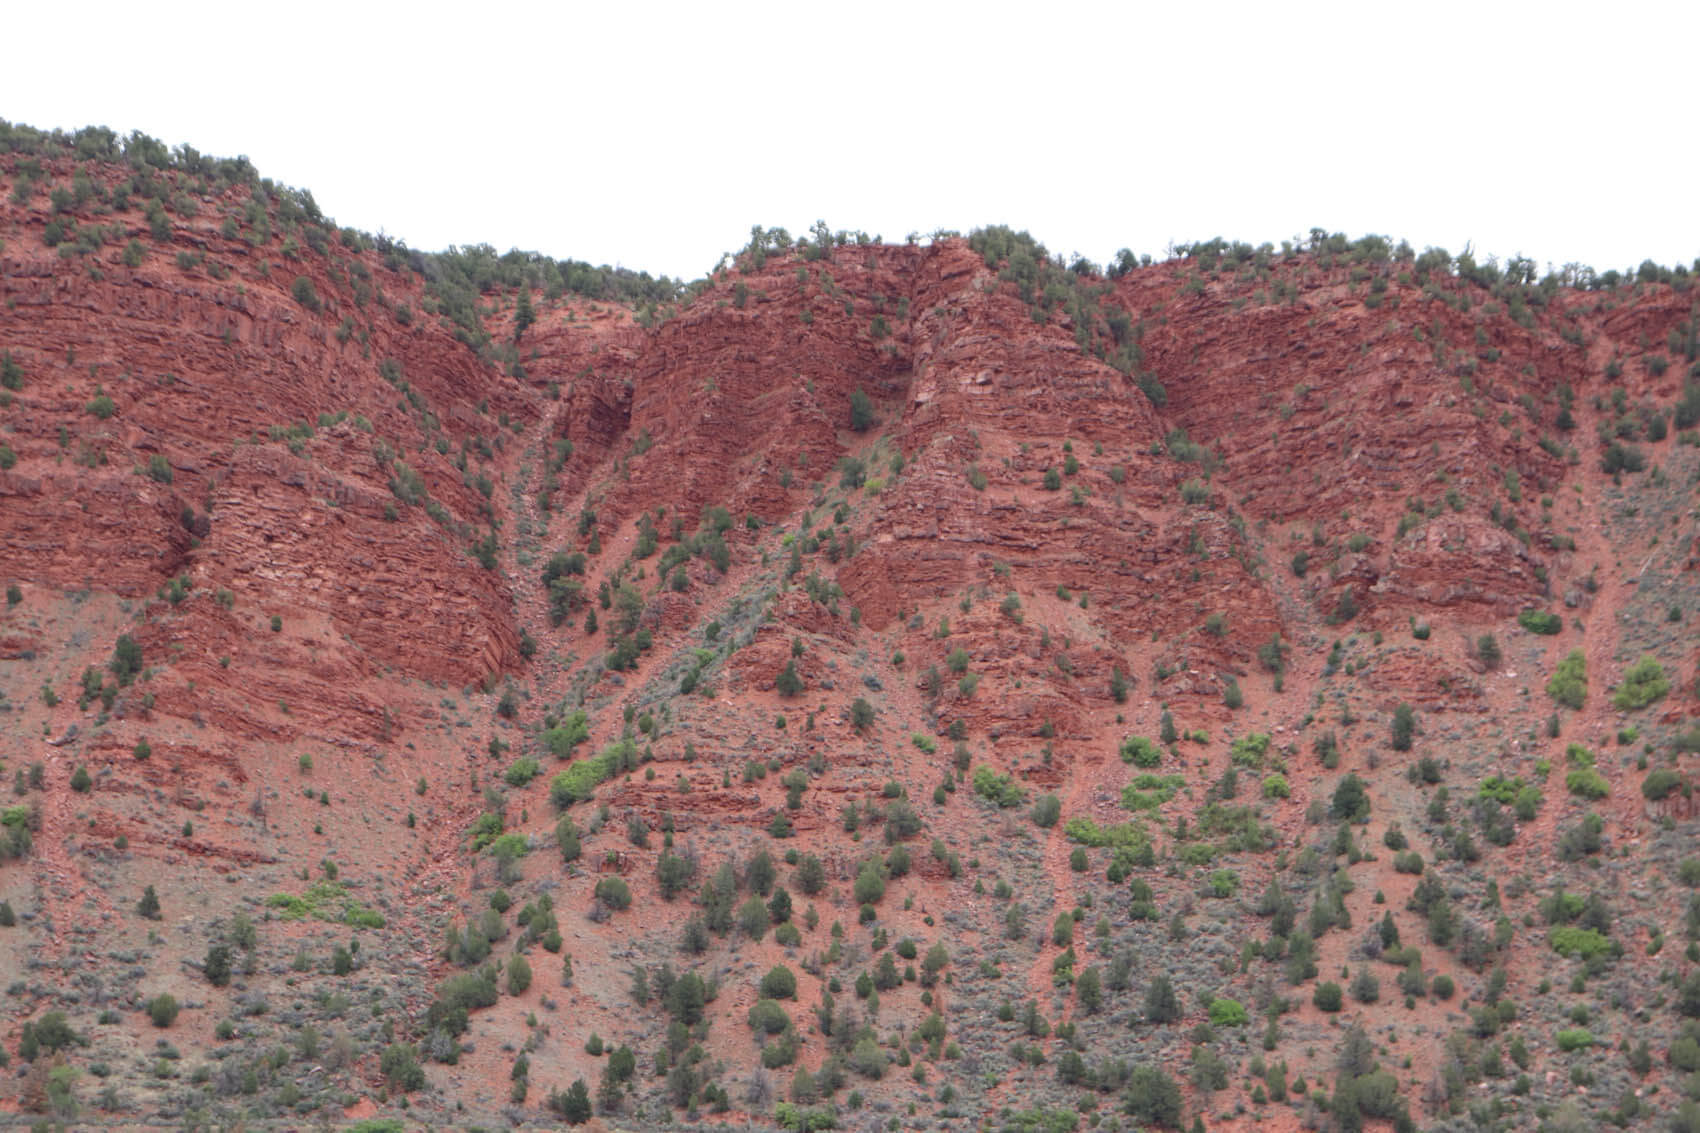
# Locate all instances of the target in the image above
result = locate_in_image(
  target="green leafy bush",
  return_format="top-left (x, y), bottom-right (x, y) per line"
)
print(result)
top-left (1643, 768), bottom-right (1686, 801)
top-left (1601, 442), bottom-right (1645, 473)
top-left (541, 552), bottom-right (587, 626)
top-left (1546, 649), bottom-right (1587, 708)
top-left (852, 861), bottom-right (885, 905)
top-left (1121, 774), bottom-right (1183, 811)
top-left (1518, 610), bottom-right (1562, 635)
top-left (849, 389), bottom-right (874, 432)
top-left (1206, 869), bottom-right (1238, 897)
top-left (972, 766), bottom-right (1024, 807)
top-left (1031, 794), bottom-right (1062, 828)
top-left (1063, 816), bottom-right (1148, 851)
top-left (1612, 656), bottom-right (1670, 711)
top-left (1229, 733), bottom-right (1270, 769)
top-left (594, 876), bottom-right (632, 910)
top-left (1120, 735), bottom-right (1162, 767)
top-left (1548, 926), bottom-right (1611, 959)
top-left (380, 1043), bottom-right (425, 1091)
top-left (549, 737), bottom-right (634, 808)
top-left (748, 998), bottom-right (790, 1034)
top-left (1207, 997), bottom-right (1248, 1026)
top-left (760, 965), bottom-right (797, 999)
top-left (775, 1101), bottom-right (838, 1131)
top-left (1565, 767), bottom-right (1608, 799)
top-left (1477, 634), bottom-right (1502, 668)
top-left (264, 880), bottom-right (385, 928)
top-left (1478, 776), bottom-right (1525, 804)
top-left (487, 833), bottom-right (528, 864)
top-left (1391, 703), bottom-right (1415, 751)
top-left (291, 274), bottom-right (322, 312)
top-left (1123, 1065), bottom-right (1183, 1126)
top-left (1331, 773), bottom-right (1370, 821)
top-left (146, 993), bottom-right (179, 1027)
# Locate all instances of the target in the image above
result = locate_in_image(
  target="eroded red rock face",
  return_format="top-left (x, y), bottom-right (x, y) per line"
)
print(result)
top-left (3, 176), bottom-right (1685, 782)
top-left (0, 158), bottom-right (530, 688)
top-left (3, 153), bottom-right (1691, 806)
top-left (4, 143), bottom-right (1698, 1129)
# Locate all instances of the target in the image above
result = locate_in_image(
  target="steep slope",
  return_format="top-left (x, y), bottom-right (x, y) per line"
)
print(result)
top-left (2, 129), bottom-right (1699, 1132)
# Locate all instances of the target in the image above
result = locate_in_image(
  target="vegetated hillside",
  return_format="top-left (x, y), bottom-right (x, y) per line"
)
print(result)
top-left (2, 123), bottom-right (1699, 1132)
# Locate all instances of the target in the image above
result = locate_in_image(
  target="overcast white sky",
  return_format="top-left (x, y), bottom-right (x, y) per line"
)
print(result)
top-left (6, 2), bottom-right (1696, 281)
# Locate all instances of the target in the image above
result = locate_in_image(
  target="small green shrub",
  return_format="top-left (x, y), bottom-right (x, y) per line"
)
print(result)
top-left (748, 999), bottom-right (790, 1034)
top-left (849, 389), bottom-right (874, 432)
top-left (291, 275), bottom-right (322, 312)
top-left (1644, 769), bottom-right (1686, 801)
top-left (1391, 703), bottom-right (1415, 751)
top-left (1230, 733), bottom-right (1271, 769)
top-left (1121, 774), bottom-right (1183, 811)
top-left (1601, 442), bottom-right (1645, 473)
top-left (1031, 794), bottom-right (1062, 828)
top-left (1518, 610), bottom-right (1562, 635)
top-left (1477, 634), bottom-right (1502, 669)
top-left (1330, 773), bottom-right (1370, 821)
top-left (1547, 649), bottom-right (1587, 709)
top-left (146, 993), bottom-right (180, 1027)
top-left (1120, 735), bottom-right (1162, 767)
top-left (760, 965), bottom-right (798, 1000)
top-left (1206, 869), bottom-right (1238, 898)
top-left (504, 757), bottom-right (540, 787)
top-left (594, 877), bottom-right (632, 910)
top-left (380, 1043), bottom-right (425, 1091)
top-left (972, 766), bottom-right (1024, 807)
top-left (1565, 767), bottom-right (1609, 800)
top-left (1612, 656), bottom-right (1670, 711)
top-left (1549, 926), bottom-right (1611, 960)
